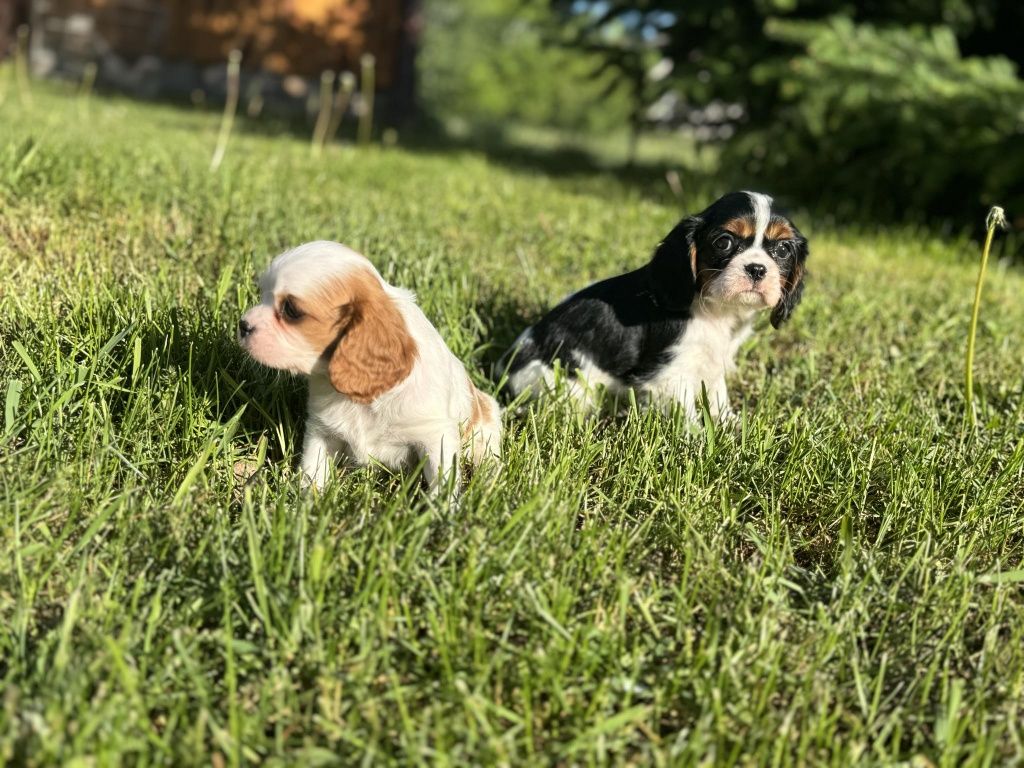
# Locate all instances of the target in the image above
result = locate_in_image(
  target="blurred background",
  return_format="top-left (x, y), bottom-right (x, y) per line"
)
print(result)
top-left (2, 0), bottom-right (1022, 238)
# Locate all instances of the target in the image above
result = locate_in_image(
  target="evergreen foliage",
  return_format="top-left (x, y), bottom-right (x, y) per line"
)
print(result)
top-left (548, 1), bottom-right (1024, 220)
top-left (737, 18), bottom-right (1024, 218)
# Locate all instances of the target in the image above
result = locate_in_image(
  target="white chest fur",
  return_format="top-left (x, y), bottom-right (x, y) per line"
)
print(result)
top-left (647, 308), bottom-right (754, 418)
top-left (306, 376), bottom-right (414, 467)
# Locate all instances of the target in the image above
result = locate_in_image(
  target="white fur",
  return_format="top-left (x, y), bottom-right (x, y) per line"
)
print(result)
top-left (241, 241), bottom-right (501, 495)
top-left (508, 308), bottom-right (753, 419)
top-left (746, 190), bottom-right (773, 248)
top-left (647, 306), bottom-right (754, 419)
top-left (505, 327), bottom-right (623, 408)
top-left (703, 249), bottom-right (782, 309)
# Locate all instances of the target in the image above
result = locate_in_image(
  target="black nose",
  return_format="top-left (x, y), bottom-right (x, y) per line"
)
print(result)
top-left (238, 319), bottom-right (253, 339)
top-left (744, 263), bottom-right (767, 282)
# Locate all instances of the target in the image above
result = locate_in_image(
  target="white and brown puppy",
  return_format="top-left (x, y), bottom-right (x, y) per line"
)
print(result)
top-left (239, 241), bottom-right (501, 493)
top-left (500, 191), bottom-right (808, 419)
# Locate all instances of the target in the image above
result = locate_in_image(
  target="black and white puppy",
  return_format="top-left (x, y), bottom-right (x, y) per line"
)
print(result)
top-left (499, 191), bottom-right (808, 418)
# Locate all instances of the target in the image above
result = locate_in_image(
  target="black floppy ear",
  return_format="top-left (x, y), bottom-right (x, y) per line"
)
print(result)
top-left (770, 235), bottom-right (808, 329)
top-left (649, 215), bottom-right (701, 311)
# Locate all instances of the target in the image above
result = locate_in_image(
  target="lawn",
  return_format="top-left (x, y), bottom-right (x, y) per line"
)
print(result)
top-left (2, 83), bottom-right (1023, 766)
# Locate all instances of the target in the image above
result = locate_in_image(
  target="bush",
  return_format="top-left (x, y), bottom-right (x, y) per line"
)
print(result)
top-left (733, 17), bottom-right (1024, 222)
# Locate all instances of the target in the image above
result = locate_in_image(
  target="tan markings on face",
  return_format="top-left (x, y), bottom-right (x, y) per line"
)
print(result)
top-left (722, 217), bottom-right (755, 238)
top-left (280, 283), bottom-right (355, 354)
top-left (297, 268), bottom-right (419, 403)
top-left (689, 243), bottom-right (698, 280)
top-left (765, 219), bottom-right (795, 241)
top-left (463, 383), bottom-right (495, 441)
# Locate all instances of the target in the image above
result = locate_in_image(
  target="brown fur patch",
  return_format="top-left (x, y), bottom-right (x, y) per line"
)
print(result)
top-left (786, 259), bottom-right (805, 293)
top-left (689, 243), bottom-right (698, 280)
top-left (722, 217), bottom-right (755, 238)
top-left (463, 384), bottom-right (495, 440)
top-left (770, 258), bottom-right (806, 328)
top-left (289, 268), bottom-right (418, 403)
top-left (765, 219), bottom-right (795, 241)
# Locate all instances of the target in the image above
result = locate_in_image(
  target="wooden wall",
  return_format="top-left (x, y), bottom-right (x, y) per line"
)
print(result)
top-left (32, 0), bottom-right (402, 86)
top-left (1, 0), bottom-right (31, 59)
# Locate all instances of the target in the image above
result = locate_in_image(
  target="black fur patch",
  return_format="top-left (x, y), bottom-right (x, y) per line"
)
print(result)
top-left (500, 192), bottom-right (808, 393)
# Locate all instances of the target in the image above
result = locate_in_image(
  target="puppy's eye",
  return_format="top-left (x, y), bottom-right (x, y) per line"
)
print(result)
top-left (281, 298), bottom-right (303, 321)
top-left (713, 234), bottom-right (735, 252)
top-left (771, 241), bottom-right (793, 259)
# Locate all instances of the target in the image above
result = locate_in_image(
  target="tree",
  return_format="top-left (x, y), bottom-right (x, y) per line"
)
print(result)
top-left (555, 0), bottom-right (1020, 127)
top-left (554, 0), bottom-right (1024, 220)
top-left (419, 0), bottom-right (632, 135)
top-left (736, 17), bottom-right (1024, 218)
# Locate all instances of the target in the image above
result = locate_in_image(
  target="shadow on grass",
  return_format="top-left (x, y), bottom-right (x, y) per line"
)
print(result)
top-left (472, 288), bottom-right (543, 365)
top-left (131, 289), bottom-right (546, 463)
top-left (134, 306), bottom-right (308, 465)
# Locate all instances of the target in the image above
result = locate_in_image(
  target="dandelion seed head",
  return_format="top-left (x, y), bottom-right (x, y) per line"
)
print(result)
top-left (986, 206), bottom-right (1007, 232)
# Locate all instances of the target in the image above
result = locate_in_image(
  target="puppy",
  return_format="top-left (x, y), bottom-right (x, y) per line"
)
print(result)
top-left (239, 241), bottom-right (501, 493)
top-left (499, 191), bottom-right (807, 418)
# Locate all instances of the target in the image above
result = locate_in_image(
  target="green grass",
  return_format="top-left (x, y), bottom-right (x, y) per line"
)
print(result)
top-left (2, 81), bottom-right (1024, 766)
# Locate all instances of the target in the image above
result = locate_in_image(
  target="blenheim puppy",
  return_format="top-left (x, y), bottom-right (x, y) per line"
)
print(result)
top-left (500, 191), bottom-right (808, 418)
top-left (239, 241), bottom-right (501, 492)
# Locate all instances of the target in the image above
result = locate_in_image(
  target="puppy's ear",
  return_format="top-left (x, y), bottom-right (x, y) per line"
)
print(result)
top-left (649, 215), bottom-right (700, 311)
top-left (770, 235), bottom-right (808, 329)
top-left (328, 278), bottom-right (417, 403)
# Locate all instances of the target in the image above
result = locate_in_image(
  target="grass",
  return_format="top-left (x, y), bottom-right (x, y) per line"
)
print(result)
top-left (1, 81), bottom-right (1023, 766)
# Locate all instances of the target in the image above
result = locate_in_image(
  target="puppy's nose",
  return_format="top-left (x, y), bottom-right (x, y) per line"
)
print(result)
top-left (744, 263), bottom-right (767, 282)
top-left (238, 319), bottom-right (254, 339)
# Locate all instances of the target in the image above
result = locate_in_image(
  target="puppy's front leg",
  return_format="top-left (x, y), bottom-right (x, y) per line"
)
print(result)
top-left (705, 378), bottom-right (734, 423)
top-left (421, 428), bottom-right (461, 498)
top-left (300, 426), bottom-right (343, 490)
top-left (651, 378), bottom-right (699, 421)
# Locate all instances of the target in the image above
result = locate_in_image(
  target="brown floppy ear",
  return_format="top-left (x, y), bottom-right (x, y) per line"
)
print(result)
top-left (327, 274), bottom-right (418, 403)
top-left (770, 235), bottom-right (808, 329)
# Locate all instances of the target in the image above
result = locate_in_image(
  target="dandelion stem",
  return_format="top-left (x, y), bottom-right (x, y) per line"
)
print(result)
top-left (324, 71), bottom-right (356, 149)
top-left (15, 25), bottom-right (32, 107)
top-left (78, 62), bottom-right (97, 116)
top-left (358, 54), bottom-right (375, 147)
top-left (210, 49), bottom-right (242, 172)
top-left (311, 70), bottom-right (335, 156)
top-left (964, 206), bottom-right (1007, 428)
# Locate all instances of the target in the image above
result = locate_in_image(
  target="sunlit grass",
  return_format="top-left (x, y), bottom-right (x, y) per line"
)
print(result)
top-left (1, 83), bottom-right (1023, 765)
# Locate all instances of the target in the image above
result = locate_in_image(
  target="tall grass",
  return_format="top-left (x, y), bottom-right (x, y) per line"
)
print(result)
top-left (1, 84), bottom-right (1023, 766)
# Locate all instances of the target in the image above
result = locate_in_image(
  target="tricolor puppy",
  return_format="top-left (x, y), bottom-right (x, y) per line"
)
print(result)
top-left (500, 191), bottom-right (807, 418)
top-left (239, 241), bottom-right (501, 493)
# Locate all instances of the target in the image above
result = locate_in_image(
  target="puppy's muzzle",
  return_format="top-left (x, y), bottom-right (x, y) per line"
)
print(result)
top-left (744, 263), bottom-right (767, 283)
top-left (238, 318), bottom-right (254, 340)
